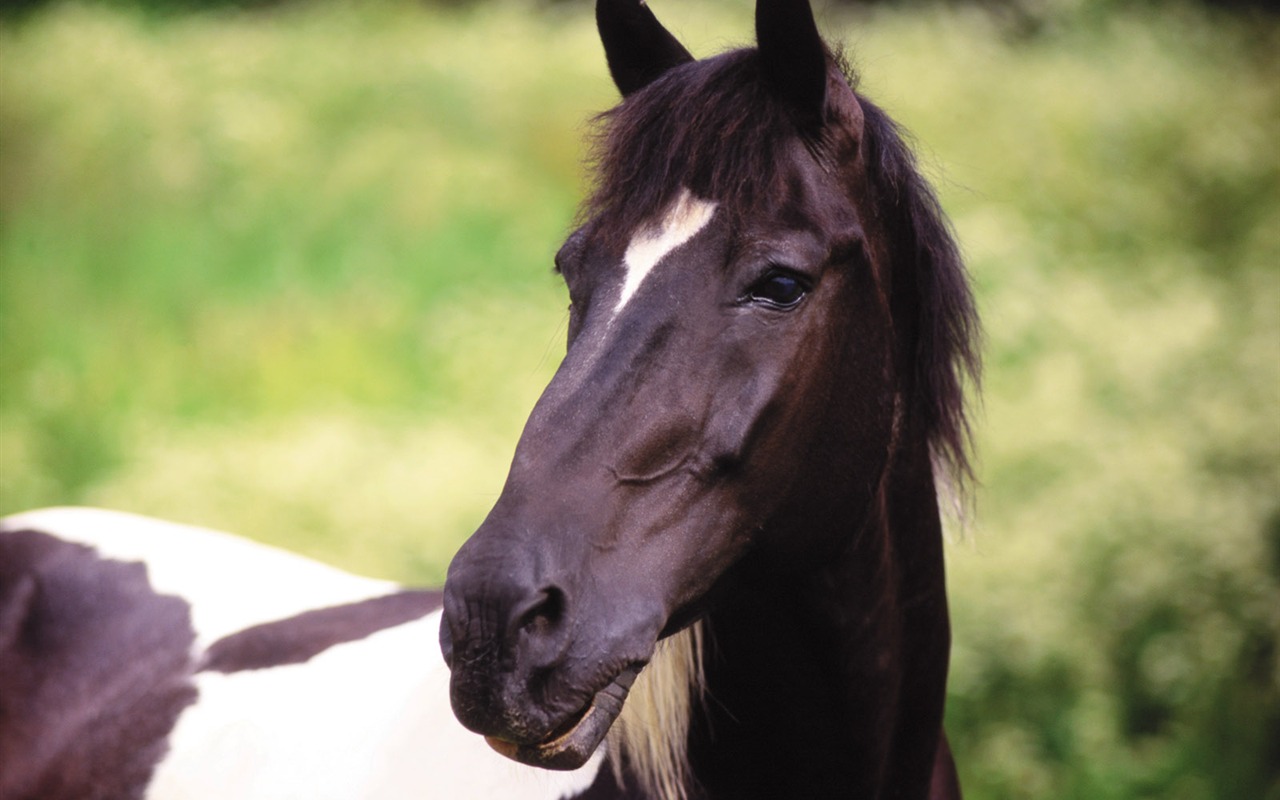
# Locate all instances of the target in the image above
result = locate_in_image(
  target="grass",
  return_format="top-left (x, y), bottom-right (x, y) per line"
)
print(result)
top-left (1, 1), bottom-right (1277, 797)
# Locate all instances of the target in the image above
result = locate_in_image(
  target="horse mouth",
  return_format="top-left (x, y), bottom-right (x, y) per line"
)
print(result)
top-left (485, 666), bottom-right (641, 771)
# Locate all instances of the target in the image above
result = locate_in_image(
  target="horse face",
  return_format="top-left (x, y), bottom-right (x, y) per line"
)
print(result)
top-left (441, 122), bottom-right (899, 770)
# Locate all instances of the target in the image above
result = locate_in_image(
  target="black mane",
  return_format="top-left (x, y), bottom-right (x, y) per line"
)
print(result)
top-left (585, 47), bottom-right (980, 487)
top-left (859, 96), bottom-right (981, 486)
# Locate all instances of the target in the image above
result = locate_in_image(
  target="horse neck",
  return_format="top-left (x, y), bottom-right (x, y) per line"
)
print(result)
top-left (686, 429), bottom-right (950, 800)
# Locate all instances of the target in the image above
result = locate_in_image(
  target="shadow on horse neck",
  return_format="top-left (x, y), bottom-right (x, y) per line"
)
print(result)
top-left (440, 2), bottom-right (979, 798)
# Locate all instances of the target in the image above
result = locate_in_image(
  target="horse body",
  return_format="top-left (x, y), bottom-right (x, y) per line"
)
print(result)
top-left (1, 2), bottom-right (977, 798)
top-left (0, 508), bottom-right (603, 800)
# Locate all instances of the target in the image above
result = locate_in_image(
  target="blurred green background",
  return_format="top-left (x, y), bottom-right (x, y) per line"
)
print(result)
top-left (1, 0), bottom-right (1276, 796)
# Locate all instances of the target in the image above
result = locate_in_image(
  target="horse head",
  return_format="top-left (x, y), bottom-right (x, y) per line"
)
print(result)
top-left (440, 0), bottom-right (976, 787)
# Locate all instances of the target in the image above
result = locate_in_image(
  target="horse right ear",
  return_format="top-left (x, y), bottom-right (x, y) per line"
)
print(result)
top-left (756, 0), bottom-right (828, 130)
top-left (597, 0), bottom-right (694, 97)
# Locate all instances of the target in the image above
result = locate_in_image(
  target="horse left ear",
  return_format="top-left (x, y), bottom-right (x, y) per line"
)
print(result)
top-left (756, 0), bottom-right (829, 129)
top-left (597, 0), bottom-right (694, 97)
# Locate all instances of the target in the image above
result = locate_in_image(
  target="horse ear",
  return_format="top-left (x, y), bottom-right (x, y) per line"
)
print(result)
top-left (597, 0), bottom-right (694, 97)
top-left (756, 0), bottom-right (829, 128)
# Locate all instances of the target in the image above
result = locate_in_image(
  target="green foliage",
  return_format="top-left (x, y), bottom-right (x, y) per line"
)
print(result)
top-left (1, 1), bottom-right (1276, 796)
top-left (0, 0), bottom-right (605, 560)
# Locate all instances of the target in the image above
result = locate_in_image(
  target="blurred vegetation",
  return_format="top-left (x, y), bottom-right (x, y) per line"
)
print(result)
top-left (1, 1), bottom-right (1276, 798)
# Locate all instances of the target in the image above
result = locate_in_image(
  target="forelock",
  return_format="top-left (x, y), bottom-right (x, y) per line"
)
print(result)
top-left (585, 49), bottom-right (812, 245)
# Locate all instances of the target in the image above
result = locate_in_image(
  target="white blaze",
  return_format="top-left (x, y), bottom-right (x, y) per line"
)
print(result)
top-left (616, 188), bottom-right (718, 314)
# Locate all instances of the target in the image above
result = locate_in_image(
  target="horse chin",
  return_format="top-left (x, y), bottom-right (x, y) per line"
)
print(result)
top-left (485, 666), bottom-right (640, 771)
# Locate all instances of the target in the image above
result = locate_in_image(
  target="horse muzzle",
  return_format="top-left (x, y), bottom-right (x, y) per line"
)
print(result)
top-left (439, 527), bottom-right (663, 771)
top-left (483, 665), bottom-right (640, 770)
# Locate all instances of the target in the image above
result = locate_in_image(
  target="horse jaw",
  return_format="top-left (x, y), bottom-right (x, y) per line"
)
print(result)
top-left (481, 622), bottom-right (706, 789)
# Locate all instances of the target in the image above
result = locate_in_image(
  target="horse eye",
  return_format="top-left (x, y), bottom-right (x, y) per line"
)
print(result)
top-left (746, 269), bottom-right (809, 309)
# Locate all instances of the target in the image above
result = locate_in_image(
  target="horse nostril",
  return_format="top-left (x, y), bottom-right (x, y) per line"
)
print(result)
top-left (515, 586), bottom-right (567, 640)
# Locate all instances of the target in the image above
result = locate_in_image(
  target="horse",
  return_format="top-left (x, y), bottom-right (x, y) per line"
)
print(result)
top-left (0, 1), bottom-right (977, 798)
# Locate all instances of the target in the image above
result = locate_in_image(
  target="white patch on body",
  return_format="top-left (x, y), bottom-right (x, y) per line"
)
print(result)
top-left (616, 188), bottom-right (718, 314)
top-left (1, 507), bottom-right (603, 800)
top-left (1, 507), bottom-right (394, 648)
top-left (150, 610), bottom-right (602, 800)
